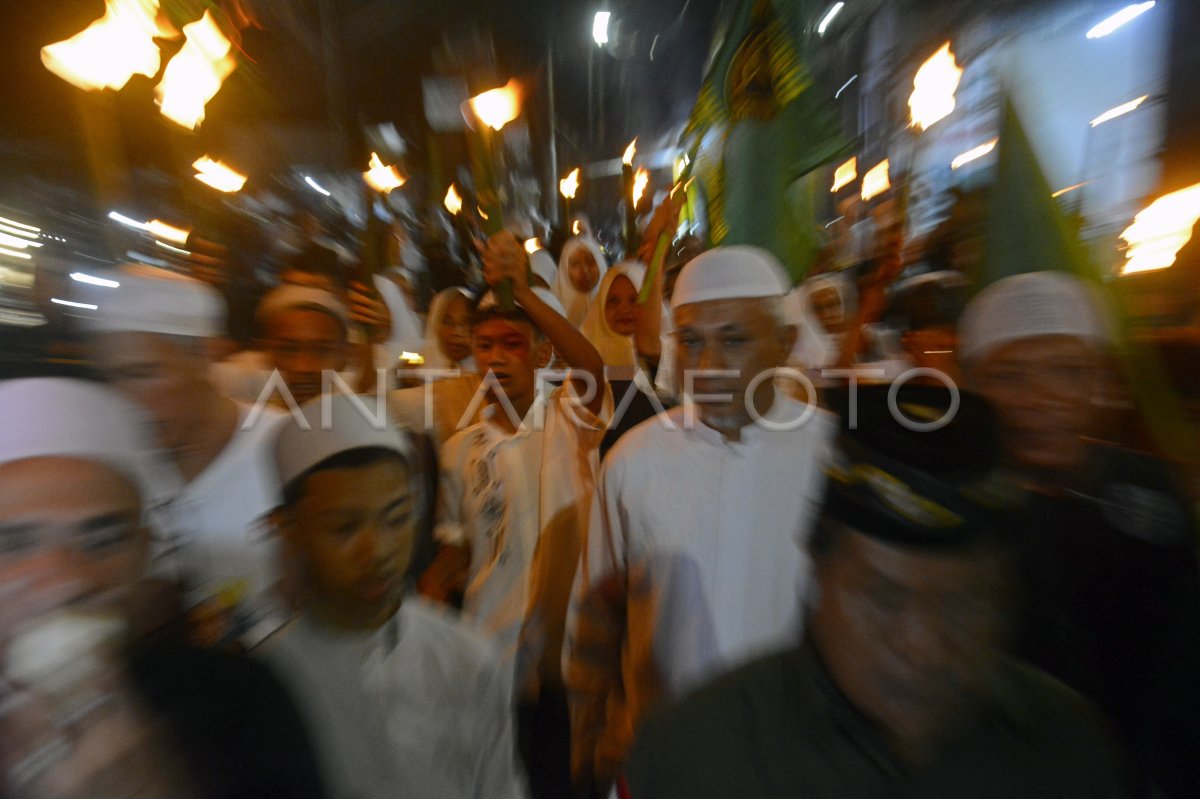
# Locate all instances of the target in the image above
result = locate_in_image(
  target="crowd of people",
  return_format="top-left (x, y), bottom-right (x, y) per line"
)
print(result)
top-left (0, 186), bottom-right (1198, 799)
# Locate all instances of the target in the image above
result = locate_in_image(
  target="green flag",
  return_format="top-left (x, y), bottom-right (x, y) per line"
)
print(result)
top-left (982, 97), bottom-right (1198, 463)
top-left (682, 0), bottom-right (851, 281)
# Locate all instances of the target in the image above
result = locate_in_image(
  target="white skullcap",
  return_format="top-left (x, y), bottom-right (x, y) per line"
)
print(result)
top-left (257, 285), bottom-right (349, 331)
top-left (274, 393), bottom-right (418, 490)
top-left (81, 263), bottom-right (224, 338)
top-left (670, 246), bottom-right (790, 310)
top-left (958, 271), bottom-right (1112, 364)
top-left (0, 378), bottom-right (158, 497)
top-left (475, 286), bottom-right (567, 319)
top-left (530, 249), bottom-right (557, 287)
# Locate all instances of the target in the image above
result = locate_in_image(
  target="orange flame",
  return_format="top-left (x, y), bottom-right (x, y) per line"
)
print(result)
top-left (41, 0), bottom-right (166, 92)
top-left (861, 159), bottom-right (891, 201)
top-left (444, 184), bottom-right (463, 215)
top-left (1120, 182), bottom-right (1200, 274)
top-left (632, 167), bottom-right (650, 207)
top-left (831, 157), bottom-right (857, 192)
top-left (524, 238), bottom-right (541, 254)
top-left (364, 153), bottom-right (405, 193)
top-left (155, 11), bottom-right (236, 130)
top-left (469, 80), bottom-right (521, 131)
top-left (909, 43), bottom-right (962, 131)
top-left (559, 168), bottom-right (580, 200)
top-left (622, 138), bottom-right (637, 166)
top-left (192, 156), bottom-right (246, 192)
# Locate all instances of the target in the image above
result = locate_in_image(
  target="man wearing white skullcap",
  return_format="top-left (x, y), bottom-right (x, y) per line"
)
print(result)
top-left (212, 284), bottom-right (366, 407)
top-left (0, 378), bottom-right (324, 797)
top-left (960, 271), bottom-right (1200, 797)
top-left (84, 263), bottom-right (288, 646)
top-left (260, 394), bottom-right (528, 799)
top-left (564, 245), bottom-right (835, 793)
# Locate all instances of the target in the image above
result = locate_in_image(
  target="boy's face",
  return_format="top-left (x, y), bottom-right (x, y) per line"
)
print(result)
top-left (281, 457), bottom-right (417, 630)
top-left (472, 317), bottom-right (549, 410)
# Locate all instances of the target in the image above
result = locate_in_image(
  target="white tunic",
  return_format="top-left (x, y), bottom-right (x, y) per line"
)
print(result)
top-left (260, 598), bottom-right (527, 799)
top-left (564, 393), bottom-right (833, 776)
top-left (149, 404), bottom-right (287, 642)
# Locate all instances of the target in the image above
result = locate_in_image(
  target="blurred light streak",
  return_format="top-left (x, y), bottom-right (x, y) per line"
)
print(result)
top-left (0, 217), bottom-right (41, 233)
top-left (861, 159), bottom-right (891, 201)
top-left (51, 298), bottom-right (98, 309)
top-left (70, 272), bottom-right (120, 288)
top-left (817, 3), bottom-right (845, 36)
top-left (0, 248), bottom-right (32, 260)
top-left (193, 156), bottom-right (246, 192)
top-left (468, 81), bottom-right (521, 131)
top-left (155, 10), bottom-right (236, 130)
top-left (0, 232), bottom-right (41, 249)
top-left (835, 74), bottom-right (858, 99)
top-left (831, 157), bottom-right (857, 192)
top-left (1120, 182), bottom-right (1200, 274)
top-left (155, 240), bottom-right (191, 255)
top-left (1090, 95), bottom-right (1149, 127)
top-left (1052, 182), bottom-right (1089, 198)
top-left (145, 220), bottom-right (190, 245)
top-left (909, 43), bottom-right (962, 131)
top-left (41, 0), bottom-right (164, 92)
top-left (950, 139), bottom-right (998, 169)
top-left (1087, 2), bottom-right (1155, 39)
top-left (305, 176), bottom-right (332, 196)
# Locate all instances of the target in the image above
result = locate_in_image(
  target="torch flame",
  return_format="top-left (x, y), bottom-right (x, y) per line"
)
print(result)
top-left (908, 43), bottom-right (962, 131)
top-left (469, 80), bottom-right (521, 131)
top-left (1119, 182), bottom-right (1200, 274)
top-left (559, 168), bottom-right (580, 200)
top-left (192, 156), bottom-right (246, 192)
top-left (861, 159), bottom-right (891, 201)
top-left (41, 0), bottom-right (165, 92)
top-left (364, 152), bottom-right (405, 193)
top-left (632, 168), bottom-right (650, 208)
top-left (524, 238), bottom-right (541, 254)
top-left (831, 157), bottom-right (857, 192)
top-left (622, 139), bottom-right (637, 166)
top-left (155, 10), bottom-right (236, 130)
top-left (444, 184), bottom-right (463, 215)
top-left (146, 219), bottom-right (190, 246)
top-left (572, 220), bottom-right (582, 235)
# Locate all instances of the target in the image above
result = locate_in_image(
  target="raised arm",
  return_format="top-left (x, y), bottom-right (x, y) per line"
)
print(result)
top-left (482, 231), bottom-right (607, 417)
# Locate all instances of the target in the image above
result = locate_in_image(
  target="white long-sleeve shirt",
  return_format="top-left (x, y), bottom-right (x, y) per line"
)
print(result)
top-left (564, 392), bottom-right (834, 783)
top-left (260, 598), bottom-right (527, 799)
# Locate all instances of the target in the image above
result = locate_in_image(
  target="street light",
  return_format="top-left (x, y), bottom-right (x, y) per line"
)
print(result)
top-left (593, 11), bottom-right (611, 46)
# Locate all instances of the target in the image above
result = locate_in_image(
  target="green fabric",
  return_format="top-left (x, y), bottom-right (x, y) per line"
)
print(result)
top-left (982, 98), bottom-right (1198, 463)
top-left (681, 0), bottom-right (850, 281)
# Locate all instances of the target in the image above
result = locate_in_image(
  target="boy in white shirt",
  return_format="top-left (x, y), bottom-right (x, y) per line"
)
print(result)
top-left (423, 231), bottom-right (611, 798)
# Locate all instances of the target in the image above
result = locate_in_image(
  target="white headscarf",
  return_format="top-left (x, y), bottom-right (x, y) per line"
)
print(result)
top-left (554, 237), bottom-right (608, 327)
top-left (421, 287), bottom-right (475, 371)
top-left (788, 272), bottom-right (858, 370)
top-left (580, 261), bottom-right (645, 368)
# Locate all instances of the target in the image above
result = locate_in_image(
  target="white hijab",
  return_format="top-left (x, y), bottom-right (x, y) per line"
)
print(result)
top-left (788, 273), bottom-right (857, 370)
top-left (580, 261), bottom-right (645, 368)
top-left (554, 237), bottom-right (608, 327)
top-left (421, 287), bottom-right (475, 371)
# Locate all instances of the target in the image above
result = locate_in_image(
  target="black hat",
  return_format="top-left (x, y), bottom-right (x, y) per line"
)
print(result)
top-left (820, 383), bottom-right (1023, 548)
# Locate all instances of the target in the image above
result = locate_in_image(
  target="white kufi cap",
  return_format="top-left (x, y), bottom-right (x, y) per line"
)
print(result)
top-left (80, 263), bottom-right (225, 338)
top-left (670, 246), bottom-right (790, 310)
top-left (958, 272), bottom-right (1111, 364)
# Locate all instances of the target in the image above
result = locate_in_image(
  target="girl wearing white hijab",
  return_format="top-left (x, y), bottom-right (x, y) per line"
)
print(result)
top-left (580, 260), bottom-right (664, 384)
top-left (787, 272), bottom-right (858, 370)
top-left (554, 237), bottom-right (608, 327)
top-left (421, 286), bottom-right (475, 372)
